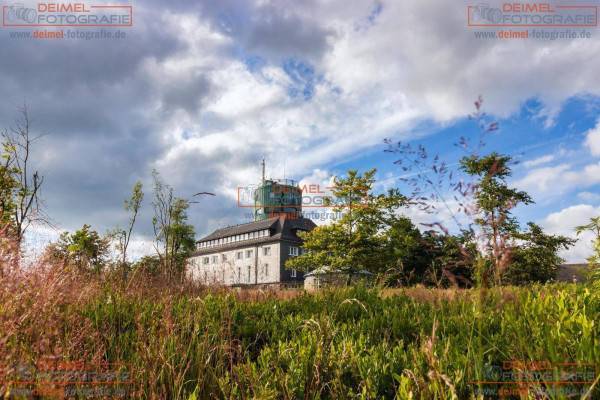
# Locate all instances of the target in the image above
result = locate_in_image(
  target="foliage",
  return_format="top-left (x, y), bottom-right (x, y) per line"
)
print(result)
top-left (420, 230), bottom-right (477, 287)
top-left (0, 105), bottom-right (46, 245)
top-left (379, 215), bottom-right (431, 285)
top-left (1, 266), bottom-right (599, 400)
top-left (503, 222), bottom-right (576, 285)
top-left (0, 143), bottom-right (19, 230)
top-left (460, 152), bottom-right (533, 285)
top-left (111, 181), bottom-right (144, 274)
top-left (286, 169), bottom-right (407, 278)
top-left (151, 170), bottom-right (195, 280)
top-left (132, 255), bottom-right (162, 276)
top-left (576, 216), bottom-right (600, 283)
top-left (46, 224), bottom-right (111, 273)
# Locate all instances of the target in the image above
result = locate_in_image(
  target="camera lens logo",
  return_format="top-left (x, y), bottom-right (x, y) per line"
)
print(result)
top-left (5, 3), bottom-right (37, 23)
top-left (473, 3), bottom-right (502, 24)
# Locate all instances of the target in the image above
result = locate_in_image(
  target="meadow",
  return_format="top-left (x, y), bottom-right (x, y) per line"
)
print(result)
top-left (1, 265), bottom-right (599, 399)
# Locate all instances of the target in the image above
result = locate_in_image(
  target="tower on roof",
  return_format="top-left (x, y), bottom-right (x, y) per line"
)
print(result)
top-left (253, 160), bottom-right (302, 221)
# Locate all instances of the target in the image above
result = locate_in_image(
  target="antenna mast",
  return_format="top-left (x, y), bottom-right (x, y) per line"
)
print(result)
top-left (261, 158), bottom-right (265, 184)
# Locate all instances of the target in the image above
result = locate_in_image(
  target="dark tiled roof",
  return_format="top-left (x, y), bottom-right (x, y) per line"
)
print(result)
top-left (198, 217), bottom-right (279, 242)
top-left (192, 216), bottom-right (317, 256)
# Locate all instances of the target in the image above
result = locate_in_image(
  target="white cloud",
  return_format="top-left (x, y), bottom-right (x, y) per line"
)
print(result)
top-left (523, 154), bottom-right (555, 168)
top-left (515, 162), bottom-right (600, 198)
top-left (578, 191), bottom-right (600, 203)
top-left (514, 164), bottom-right (572, 195)
top-left (585, 121), bottom-right (600, 156)
top-left (5, 0), bottom-right (600, 257)
top-left (540, 204), bottom-right (600, 263)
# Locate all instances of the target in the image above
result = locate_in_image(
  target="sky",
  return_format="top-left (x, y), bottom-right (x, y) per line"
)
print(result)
top-left (1, 0), bottom-right (600, 263)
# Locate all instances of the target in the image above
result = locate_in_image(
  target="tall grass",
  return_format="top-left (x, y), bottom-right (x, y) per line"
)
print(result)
top-left (1, 258), bottom-right (599, 399)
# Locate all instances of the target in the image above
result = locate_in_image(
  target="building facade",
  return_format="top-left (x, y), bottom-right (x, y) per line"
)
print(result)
top-left (187, 216), bottom-right (316, 286)
top-left (188, 164), bottom-right (317, 286)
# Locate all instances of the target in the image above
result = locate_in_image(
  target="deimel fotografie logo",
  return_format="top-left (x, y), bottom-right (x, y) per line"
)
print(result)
top-left (2, 2), bottom-right (132, 27)
top-left (467, 2), bottom-right (597, 27)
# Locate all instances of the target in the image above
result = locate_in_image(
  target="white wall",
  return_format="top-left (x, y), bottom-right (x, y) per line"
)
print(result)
top-left (187, 242), bottom-right (280, 285)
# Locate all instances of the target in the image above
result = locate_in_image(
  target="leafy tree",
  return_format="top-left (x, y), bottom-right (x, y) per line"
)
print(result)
top-left (47, 224), bottom-right (111, 274)
top-left (379, 216), bottom-right (432, 285)
top-left (503, 222), bottom-right (575, 285)
top-left (132, 255), bottom-right (162, 276)
top-left (286, 169), bottom-right (406, 281)
top-left (1, 105), bottom-right (46, 245)
top-left (112, 181), bottom-right (144, 273)
top-left (575, 216), bottom-right (600, 282)
top-left (421, 230), bottom-right (477, 288)
top-left (460, 152), bottom-right (533, 285)
top-left (0, 144), bottom-right (19, 238)
top-left (151, 170), bottom-right (195, 280)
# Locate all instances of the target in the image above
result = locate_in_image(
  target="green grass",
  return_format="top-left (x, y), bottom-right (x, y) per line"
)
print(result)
top-left (1, 276), bottom-right (599, 399)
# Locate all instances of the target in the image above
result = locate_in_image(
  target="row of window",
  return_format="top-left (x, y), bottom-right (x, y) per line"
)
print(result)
top-left (198, 229), bottom-right (271, 249)
top-left (202, 246), bottom-right (273, 265)
top-left (200, 245), bottom-right (301, 266)
top-left (200, 263), bottom-right (297, 283)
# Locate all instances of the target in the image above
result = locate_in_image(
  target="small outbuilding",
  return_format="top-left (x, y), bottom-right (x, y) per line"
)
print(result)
top-left (303, 266), bottom-right (374, 290)
top-left (557, 263), bottom-right (588, 283)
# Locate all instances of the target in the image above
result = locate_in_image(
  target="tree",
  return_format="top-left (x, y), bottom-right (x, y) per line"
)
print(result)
top-left (420, 230), bottom-right (477, 288)
top-left (132, 255), bottom-right (162, 276)
top-left (113, 181), bottom-right (144, 272)
top-left (286, 169), bottom-right (406, 281)
top-left (503, 222), bottom-right (575, 285)
top-left (1, 105), bottom-right (46, 245)
top-left (151, 170), bottom-right (195, 280)
top-left (575, 216), bottom-right (600, 282)
top-left (460, 153), bottom-right (533, 285)
top-left (47, 224), bottom-right (111, 274)
top-left (379, 216), bottom-right (432, 285)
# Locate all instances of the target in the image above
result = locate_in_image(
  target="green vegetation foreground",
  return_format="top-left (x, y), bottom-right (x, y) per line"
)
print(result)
top-left (1, 267), bottom-right (599, 399)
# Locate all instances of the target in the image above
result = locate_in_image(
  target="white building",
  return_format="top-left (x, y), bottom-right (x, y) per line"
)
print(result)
top-left (187, 215), bottom-right (316, 286)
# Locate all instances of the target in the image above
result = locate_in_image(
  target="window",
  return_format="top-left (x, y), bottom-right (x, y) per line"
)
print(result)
top-left (264, 229), bottom-right (269, 237)
top-left (290, 269), bottom-right (297, 278)
top-left (211, 255), bottom-right (218, 264)
top-left (289, 246), bottom-right (299, 256)
top-left (264, 263), bottom-right (269, 276)
top-left (203, 271), bottom-right (207, 282)
top-left (222, 254), bottom-right (227, 262)
top-left (238, 267), bottom-right (241, 283)
top-left (263, 247), bottom-right (271, 256)
top-left (246, 249), bottom-right (253, 258)
top-left (203, 257), bottom-right (209, 265)
top-left (236, 251), bottom-right (243, 260)
top-left (247, 266), bottom-right (251, 283)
